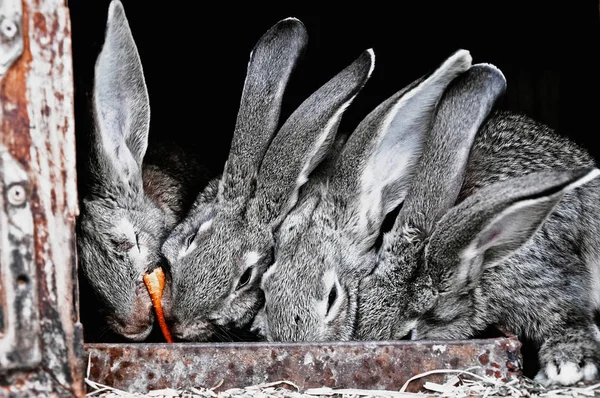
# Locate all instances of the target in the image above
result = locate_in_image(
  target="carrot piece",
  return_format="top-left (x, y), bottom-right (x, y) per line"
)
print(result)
top-left (143, 267), bottom-right (173, 343)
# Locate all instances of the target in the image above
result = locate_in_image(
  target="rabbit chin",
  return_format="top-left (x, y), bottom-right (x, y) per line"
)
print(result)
top-left (107, 315), bottom-right (154, 341)
top-left (171, 319), bottom-right (215, 342)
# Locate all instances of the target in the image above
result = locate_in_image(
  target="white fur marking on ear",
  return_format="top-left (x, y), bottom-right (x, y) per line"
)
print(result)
top-left (568, 168), bottom-right (600, 190)
top-left (358, 50), bottom-right (472, 232)
top-left (459, 241), bottom-right (480, 264)
top-left (245, 251), bottom-right (261, 268)
top-left (295, 92), bottom-right (362, 190)
top-left (366, 49), bottom-right (376, 78)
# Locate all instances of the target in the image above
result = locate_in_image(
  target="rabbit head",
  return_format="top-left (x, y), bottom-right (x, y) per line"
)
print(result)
top-left (255, 50), bottom-right (477, 342)
top-left (77, 0), bottom-right (174, 340)
top-left (161, 19), bottom-right (375, 341)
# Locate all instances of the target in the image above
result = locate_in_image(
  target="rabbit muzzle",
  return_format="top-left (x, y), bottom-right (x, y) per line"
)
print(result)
top-left (107, 282), bottom-right (154, 341)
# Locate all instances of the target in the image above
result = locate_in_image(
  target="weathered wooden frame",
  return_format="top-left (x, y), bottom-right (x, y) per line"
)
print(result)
top-left (0, 0), bottom-right (84, 396)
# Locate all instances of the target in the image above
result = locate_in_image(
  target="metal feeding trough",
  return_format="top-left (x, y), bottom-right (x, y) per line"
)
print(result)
top-left (84, 333), bottom-right (522, 393)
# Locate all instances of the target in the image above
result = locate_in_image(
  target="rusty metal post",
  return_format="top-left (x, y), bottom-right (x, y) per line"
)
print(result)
top-left (0, 0), bottom-right (84, 396)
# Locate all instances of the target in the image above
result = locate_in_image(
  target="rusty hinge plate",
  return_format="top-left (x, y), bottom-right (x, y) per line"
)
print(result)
top-left (0, 147), bottom-right (41, 371)
top-left (85, 335), bottom-right (522, 394)
top-left (0, 0), bottom-right (23, 81)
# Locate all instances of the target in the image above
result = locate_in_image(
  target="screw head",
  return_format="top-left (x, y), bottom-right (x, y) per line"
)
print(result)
top-left (7, 184), bottom-right (26, 206)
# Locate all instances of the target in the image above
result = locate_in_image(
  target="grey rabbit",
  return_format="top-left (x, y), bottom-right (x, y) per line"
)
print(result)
top-left (356, 63), bottom-right (600, 386)
top-left (77, 0), bottom-right (207, 340)
top-left (256, 47), bottom-right (600, 385)
top-left (160, 18), bottom-right (375, 341)
top-left (255, 49), bottom-right (476, 341)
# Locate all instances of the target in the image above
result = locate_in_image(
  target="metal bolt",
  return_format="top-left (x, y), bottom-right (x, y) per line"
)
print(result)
top-left (0, 18), bottom-right (17, 39)
top-left (1, 18), bottom-right (17, 39)
top-left (7, 184), bottom-right (26, 206)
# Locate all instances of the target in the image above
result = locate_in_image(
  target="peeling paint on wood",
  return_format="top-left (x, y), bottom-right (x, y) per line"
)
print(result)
top-left (0, 0), bottom-right (23, 79)
top-left (0, 0), bottom-right (83, 396)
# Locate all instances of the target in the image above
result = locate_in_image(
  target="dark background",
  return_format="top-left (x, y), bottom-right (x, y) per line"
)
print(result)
top-left (68, 1), bottom-right (600, 183)
top-left (68, 0), bottom-right (600, 370)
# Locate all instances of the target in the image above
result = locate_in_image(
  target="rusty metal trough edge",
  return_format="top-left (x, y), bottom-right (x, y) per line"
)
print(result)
top-left (84, 336), bottom-right (522, 394)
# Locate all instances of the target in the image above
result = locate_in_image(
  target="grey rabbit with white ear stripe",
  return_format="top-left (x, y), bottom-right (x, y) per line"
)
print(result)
top-left (77, 0), bottom-right (208, 340)
top-left (254, 49), bottom-right (476, 341)
top-left (160, 18), bottom-right (375, 341)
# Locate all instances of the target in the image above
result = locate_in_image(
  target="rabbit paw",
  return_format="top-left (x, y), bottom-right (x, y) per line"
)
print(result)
top-left (535, 360), bottom-right (598, 386)
top-left (536, 330), bottom-right (600, 386)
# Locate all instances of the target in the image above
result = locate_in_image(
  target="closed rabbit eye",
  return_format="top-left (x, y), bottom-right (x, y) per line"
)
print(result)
top-left (236, 267), bottom-right (253, 291)
top-left (178, 231), bottom-right (200, 259)
top-left (186, 232), bottom-right (197, 248)
top-left (112, 240), bottom-right (134, 252)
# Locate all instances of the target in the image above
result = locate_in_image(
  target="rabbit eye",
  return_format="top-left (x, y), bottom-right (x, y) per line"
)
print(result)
top-left (186, 232), bottom-right (197, 248)
top-left (326, 284), bottom-right (338, 316)
top-left (113, 240), bottom-right (134, 252)
top-left (237, 267), bottom-right (253, 290)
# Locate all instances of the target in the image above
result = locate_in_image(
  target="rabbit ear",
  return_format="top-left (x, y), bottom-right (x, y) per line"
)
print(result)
top-left (330, 50), bottom-right (472, 242)
top-left (395, 63), bottom-right (507, 235)
top-left (253, 49), bottom-right (375, 227)
top-left (219, 18), bottom-right (308, 203)
top-left (92, 0), bottom-right (149, 190)
top-left (427, 168), bottom-right (600, 290)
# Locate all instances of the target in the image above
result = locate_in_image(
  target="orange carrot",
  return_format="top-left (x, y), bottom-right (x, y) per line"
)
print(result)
top-left (143, 267), bottom-right (173, 343)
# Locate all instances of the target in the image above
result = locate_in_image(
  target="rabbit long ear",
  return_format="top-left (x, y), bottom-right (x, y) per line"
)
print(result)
top-left (330, 50), bottom-right (472, 243)
top-left (219, 18), bottom-right (308, 203)
top-left (427, 168), bottom-right (600, 291)
top-left (92, 0), bottom-right (149, 193)
top-left (254, 49), bottom-right (375, 227)
top-left (394, 63), bottom-right (507, 235)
